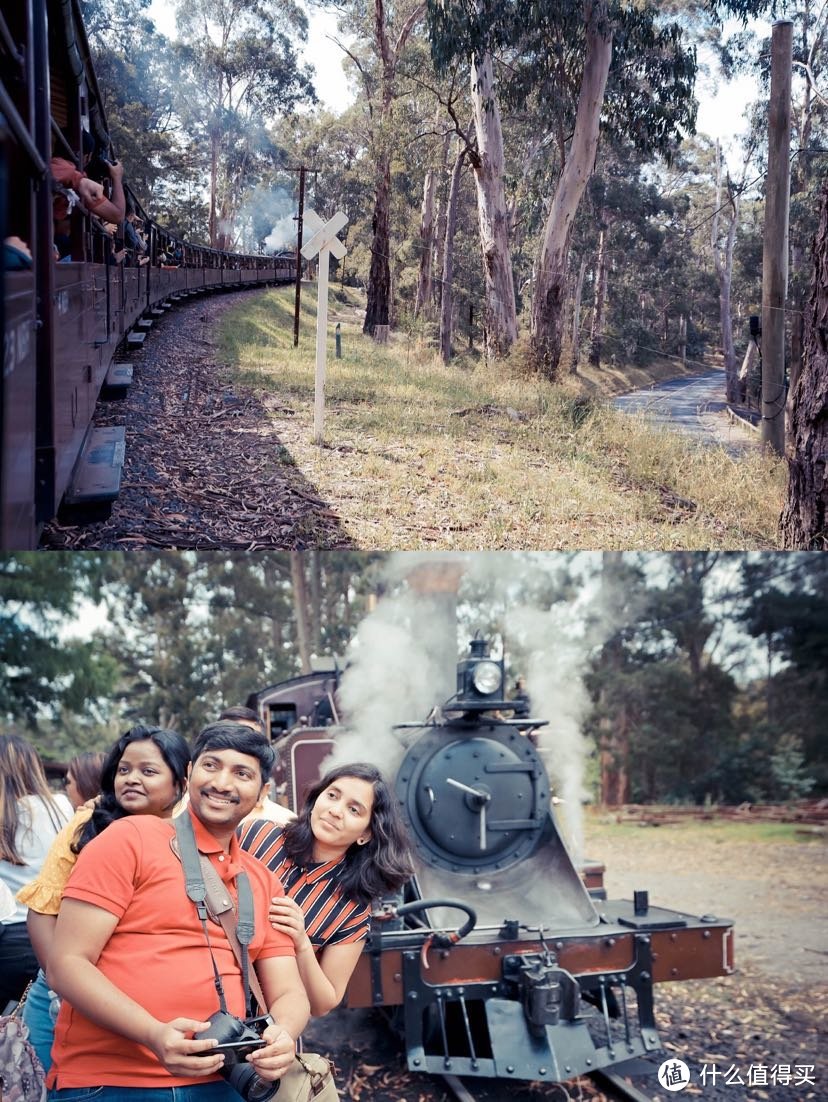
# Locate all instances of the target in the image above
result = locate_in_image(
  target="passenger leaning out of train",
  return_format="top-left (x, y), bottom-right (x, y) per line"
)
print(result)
top-left (50, 132), bottom-right (125, 258)
top-left (124, 207), bottom-right (149, 266)
top-left (238, 762), bottom-right (414, 1016)
top-left (100, 222), bottom-right (127, 266)
top-left (51, 154), bottom-right (125, 225)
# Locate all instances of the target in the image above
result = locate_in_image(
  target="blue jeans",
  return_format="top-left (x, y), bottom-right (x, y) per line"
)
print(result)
top-left (49, 1085), bottom-right (243, 1102)
top-left (21, 968), bottom-right (59, 1071)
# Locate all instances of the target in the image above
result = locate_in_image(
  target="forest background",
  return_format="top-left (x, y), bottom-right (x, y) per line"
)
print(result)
top-left (82, 0), bottom-right (826, 387)
top-left (1, 551), bottom-right (825, 807)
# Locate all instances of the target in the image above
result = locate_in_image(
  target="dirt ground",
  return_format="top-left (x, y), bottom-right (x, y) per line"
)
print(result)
top-left (301, 821), bottom-right (827, 1102)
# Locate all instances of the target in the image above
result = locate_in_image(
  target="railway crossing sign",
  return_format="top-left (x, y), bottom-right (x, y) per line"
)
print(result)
top-left (301, 208), bottom-right (348, 444)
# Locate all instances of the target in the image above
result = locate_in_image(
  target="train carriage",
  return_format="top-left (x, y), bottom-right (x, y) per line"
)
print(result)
top-left (0, 0), bottom-right (297, 549)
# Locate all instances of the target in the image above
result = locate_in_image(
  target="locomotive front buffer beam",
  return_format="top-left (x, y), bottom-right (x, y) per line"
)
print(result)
top-left (399, 936), bottom-right (660, 1082)
top-left (356, 905), bottom-right (733, 1084)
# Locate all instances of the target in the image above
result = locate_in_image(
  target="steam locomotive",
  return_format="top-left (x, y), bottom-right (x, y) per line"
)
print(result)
top-left (248, 638), bottom-right (734, 1086)
top-left (0, 0), bottom-right (297, 549)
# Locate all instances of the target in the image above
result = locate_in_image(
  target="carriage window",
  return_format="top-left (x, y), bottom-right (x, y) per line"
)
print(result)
top-left (267, 704), bottom-right (297, 738)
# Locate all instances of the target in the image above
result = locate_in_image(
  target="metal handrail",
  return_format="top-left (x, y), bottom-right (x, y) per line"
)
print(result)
top-left (0, 84), bottom-right (47, 177)
top-left (0, 11), bottom-right (23, 67)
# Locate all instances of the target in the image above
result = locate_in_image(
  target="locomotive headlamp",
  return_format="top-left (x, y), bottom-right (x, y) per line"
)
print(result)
top-left (453, 635), bottom-right (509, 712)
top-left (472, 661), bottom-right (502, 695)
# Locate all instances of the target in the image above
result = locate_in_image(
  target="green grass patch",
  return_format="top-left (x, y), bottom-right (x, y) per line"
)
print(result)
top-left (584, 813), bottom-right (819, 846)
top-left (217, 285), bottom-right (786, 550)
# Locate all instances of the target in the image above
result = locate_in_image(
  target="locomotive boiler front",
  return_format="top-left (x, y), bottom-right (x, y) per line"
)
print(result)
top-left (395, 708), bottom-right (598, 931)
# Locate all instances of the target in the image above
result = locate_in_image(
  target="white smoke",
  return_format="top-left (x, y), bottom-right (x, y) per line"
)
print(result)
top-left (234, 186), bottom-right (297, 254)
top-left (263, 213), bottom-right (296, 253)
top-left (505, 602), bottom-right (593, 864)
top-left (324, 587), bottom-right (452, 778)
top-left (325, 552), bottom-right (617, 869)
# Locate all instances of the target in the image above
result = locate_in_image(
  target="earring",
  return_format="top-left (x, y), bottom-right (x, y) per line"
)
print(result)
top-left (357, 838), bottom-right (368, 846)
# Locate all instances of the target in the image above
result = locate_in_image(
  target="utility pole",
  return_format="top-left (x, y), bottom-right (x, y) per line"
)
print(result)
top-left (294, 165), bottom-right (305, 347)
top-left (282, 166), bottom-right (319, 347)
top-left (760, 19), bottom-right (792, 456)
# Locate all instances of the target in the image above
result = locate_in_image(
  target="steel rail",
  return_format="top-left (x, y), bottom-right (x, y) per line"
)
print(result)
top-left (441, 1069), bottom-right (659, 1102)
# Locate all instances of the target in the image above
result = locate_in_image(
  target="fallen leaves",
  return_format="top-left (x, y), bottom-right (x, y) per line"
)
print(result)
top-left (40, 292), bottom-right (353, 550)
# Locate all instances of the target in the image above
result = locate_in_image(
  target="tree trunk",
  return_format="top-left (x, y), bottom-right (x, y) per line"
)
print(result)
top-left (440, 143), bottom-right (467, 363)
top-left (309, 549), bottom-right (321, 655)
top-left (364, 153), bottom-right (392, 342)
top-left (363, 0), bottom-right (424, 343)
top-left (571, 255), bottom-right (587, 369)
top-left (432, 129), bottom-right (452, 313)
top-left (290, 552), bottom-right (313, 674)
top-left (738, 339), bottom-right (761, 409)
top-left (678, 313), bottom-right (687, 366)
top-left (779, 180), bottom-right (828, 549)
top-left (469, 48), bottom-right (517, 357)
top-left (209, 131), bottom-right (219, 249)
top-left (589, 218), bottom-right (609, 367)
top-left (415, 168), bottom-right (436, 319)
top-left (529, 0), bottom-right (612, 379)
top-left (711, 142), bottom-right (740, 403)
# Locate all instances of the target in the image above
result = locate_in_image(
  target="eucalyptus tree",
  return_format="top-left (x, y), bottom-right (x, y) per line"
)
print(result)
top-left (79, 0), bottom-right (185, 208)
top-left (329, 0), bottom-right (426, 341)
top-left (427, 0), bottom-right (773, 379)
top-left (171, 0), bottom-right (315, 250)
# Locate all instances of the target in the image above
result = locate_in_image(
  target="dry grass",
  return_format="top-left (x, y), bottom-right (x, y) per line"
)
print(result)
top-left (217, 285), bottom-right (785, 550)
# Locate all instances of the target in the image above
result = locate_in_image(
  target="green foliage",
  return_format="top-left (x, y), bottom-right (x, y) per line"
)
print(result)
top-left (1, 553), bottom-right (826, 799)
top-left (768, 735), bottom-right (814, 801)
top-left (0, 555), bottom-right (119, 730)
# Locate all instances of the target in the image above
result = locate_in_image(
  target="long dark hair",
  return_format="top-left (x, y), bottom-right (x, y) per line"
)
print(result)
top-left (282, 763), bottom-right (414, 909)
top-left (0, 734), bottom-right (69, 864)
top-left (72, 726), bottom-right (190, 854)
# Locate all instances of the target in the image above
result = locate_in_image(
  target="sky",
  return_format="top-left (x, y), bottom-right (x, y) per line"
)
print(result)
top-left (146, 0), bottom-right (767, 146)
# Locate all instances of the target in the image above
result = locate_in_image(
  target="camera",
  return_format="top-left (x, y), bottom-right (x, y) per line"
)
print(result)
top-left (198, 1009), bottom-right (279, 1102)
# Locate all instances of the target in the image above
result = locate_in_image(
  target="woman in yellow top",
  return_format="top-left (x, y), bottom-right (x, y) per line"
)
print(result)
top-left (16, 725), bottom-right (190, 1072)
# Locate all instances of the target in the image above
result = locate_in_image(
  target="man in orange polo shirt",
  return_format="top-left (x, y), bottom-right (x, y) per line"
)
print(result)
top-left (46, 723), bottom-right (310, 1102)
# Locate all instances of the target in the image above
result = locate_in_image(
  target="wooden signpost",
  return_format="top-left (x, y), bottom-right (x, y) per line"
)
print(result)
top-left (301, 208), bottom-right (348, 444)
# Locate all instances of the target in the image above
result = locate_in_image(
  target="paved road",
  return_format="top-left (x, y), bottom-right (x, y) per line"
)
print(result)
top-left (613, 368), bottom-right (758, 454)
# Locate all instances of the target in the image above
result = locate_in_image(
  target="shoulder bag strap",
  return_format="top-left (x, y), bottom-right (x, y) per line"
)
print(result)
top-left (196, 852), bottom-right (268, 1016)
top-left (174, 815), bottom-right (266, 1013)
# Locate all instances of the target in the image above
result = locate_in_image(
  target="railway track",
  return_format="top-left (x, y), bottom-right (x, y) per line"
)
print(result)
top-left (441, 1069), bottom-right (659, 1102)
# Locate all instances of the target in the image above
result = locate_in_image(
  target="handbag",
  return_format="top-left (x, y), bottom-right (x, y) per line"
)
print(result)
top-left (0, 982), bottom-right (47, 1102)
top-left (276, 1052), bottom-right (338, 1102)
top-left (173, 817), bottom-right (340, 1102)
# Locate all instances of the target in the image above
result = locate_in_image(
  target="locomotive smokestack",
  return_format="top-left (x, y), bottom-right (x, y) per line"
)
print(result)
top-left (405, 559), bottom-right (465, 702)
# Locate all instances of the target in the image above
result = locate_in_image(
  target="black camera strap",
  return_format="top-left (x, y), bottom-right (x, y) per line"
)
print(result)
top-left (174, 812), bottom-right (258, 1016)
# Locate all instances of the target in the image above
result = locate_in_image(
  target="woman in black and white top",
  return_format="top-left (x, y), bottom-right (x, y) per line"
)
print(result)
top-left (0, 733), bottom-right (72, 1008)
top-left (239, 762), bottom-right (414, 1017)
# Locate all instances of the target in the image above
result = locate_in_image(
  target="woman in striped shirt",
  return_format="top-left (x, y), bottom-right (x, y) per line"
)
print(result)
top-left (238, 762), bottom-right (414, 1016)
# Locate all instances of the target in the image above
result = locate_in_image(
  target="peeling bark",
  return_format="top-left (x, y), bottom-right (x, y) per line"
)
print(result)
top-left (780, 180), bottom-right (828, 549)
top-left (469, 48), bottom-right (517, 357)
top-left (440, 143), bottom-right (467, 363)
top-left (529, 0), bottom-right (612, 379)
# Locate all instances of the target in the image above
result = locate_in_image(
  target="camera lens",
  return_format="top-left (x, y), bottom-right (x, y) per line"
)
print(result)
top-left (225, 1063), bottom-right (279, 1102)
